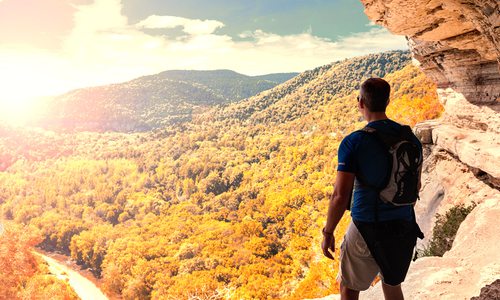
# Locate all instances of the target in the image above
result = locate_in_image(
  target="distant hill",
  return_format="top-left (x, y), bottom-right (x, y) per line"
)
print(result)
top-left (209, 50), bottom-right (411, 125)
top-left (34, 70), bottom-right (298, 132)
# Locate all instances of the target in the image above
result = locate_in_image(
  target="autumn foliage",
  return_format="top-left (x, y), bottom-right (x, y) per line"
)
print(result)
top-left (0, 224), bottom-right (78, 299)
top-left (385, 64), bottom-right (443, 126)
top-left (0, 52), bottom-right (443, 299)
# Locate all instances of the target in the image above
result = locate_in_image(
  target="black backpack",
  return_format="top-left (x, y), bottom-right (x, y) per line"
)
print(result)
top-left (358, 125), bottom-right (422, 206)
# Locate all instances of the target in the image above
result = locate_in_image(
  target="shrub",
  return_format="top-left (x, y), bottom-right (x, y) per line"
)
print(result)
top-left (420, 202), bottom-right (476, 257)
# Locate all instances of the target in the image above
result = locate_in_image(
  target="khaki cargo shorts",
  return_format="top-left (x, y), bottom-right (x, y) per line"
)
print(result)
top-left (336, 222), bottom-right (383, 291)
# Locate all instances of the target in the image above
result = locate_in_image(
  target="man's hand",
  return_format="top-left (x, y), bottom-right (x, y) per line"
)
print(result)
top-left (321, 230), bottom-right (335, 260)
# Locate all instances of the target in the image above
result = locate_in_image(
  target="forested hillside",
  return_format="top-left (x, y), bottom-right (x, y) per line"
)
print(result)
top-left (0, 51), bottom-right (443, 299)
top-left (34, 70), bottom-right (298, 132)
top-left (209, 50), bottom-right (410, 125)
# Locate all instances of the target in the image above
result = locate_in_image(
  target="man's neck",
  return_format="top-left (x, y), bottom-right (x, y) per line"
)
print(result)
top-left (364, 112), bottom-right (389, 123)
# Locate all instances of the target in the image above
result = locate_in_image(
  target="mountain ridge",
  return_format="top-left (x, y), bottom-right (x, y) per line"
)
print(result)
top-left (205, 50), bottom-right (411, 126)
top-left (34, 69), bottom-right (299, 132)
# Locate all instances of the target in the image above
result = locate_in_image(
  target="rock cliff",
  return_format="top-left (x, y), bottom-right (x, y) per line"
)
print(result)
top-left (358, 1), bottom-right (499, 299)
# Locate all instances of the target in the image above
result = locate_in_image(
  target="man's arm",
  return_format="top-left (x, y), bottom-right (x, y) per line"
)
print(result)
top-left (322, 171), bottom-right (355, 259)
top-left (325, 171), bottom-right (355, 232)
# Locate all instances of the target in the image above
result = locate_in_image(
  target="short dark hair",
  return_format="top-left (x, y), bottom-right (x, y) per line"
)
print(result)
top-left (360, 78), bottom-right (391, 112)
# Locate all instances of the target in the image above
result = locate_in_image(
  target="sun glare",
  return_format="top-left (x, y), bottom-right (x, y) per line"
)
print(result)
top-left (0, 56), bottom-right (59, 127)
top-left (0, 94), bottom-right (38, 126)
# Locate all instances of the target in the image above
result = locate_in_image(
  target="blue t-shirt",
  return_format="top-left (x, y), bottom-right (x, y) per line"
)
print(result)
top-left (337, 119), bottom-right (422, 222)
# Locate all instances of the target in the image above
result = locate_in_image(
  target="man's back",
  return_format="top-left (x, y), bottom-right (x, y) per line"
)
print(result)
top-left (337, 118), bottom-right (422, 222)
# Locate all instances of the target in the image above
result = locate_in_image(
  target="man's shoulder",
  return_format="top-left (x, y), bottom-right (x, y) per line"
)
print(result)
top-left (345, 129), bottom-right (365, 139)
top-left (340, 130), bottom-right (365, 146)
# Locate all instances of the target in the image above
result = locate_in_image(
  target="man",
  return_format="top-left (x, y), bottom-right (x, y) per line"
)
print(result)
top-left (321, 78), bottom-right (422, 300)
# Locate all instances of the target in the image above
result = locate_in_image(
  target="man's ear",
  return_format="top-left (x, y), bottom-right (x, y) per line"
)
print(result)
top-left (358, 98), bottom-right (364, 109)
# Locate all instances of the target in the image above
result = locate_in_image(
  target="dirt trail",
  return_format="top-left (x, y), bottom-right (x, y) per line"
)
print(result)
top-left (35, 251), bottom-right (108, 300)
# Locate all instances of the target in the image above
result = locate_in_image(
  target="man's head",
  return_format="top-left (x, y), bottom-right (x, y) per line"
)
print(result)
top-left (358, 78), bottom-right (391, 112)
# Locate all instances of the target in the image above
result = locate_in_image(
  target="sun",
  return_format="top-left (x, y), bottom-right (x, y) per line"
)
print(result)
top-left (0, 60), bottom-right (56, 127)
top-left (0, 93), bottom-right (39, 127)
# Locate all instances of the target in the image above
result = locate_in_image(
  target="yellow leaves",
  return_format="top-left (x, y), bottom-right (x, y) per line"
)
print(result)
top-left (387, 94), bottom-right (443, 126)
top-left (176, 243), bottom-right (201, 261)
top-left (385, 64), bottom-right (444, 126)
top-left (245, 237), bottom-right (272, 258)
top-left (284, 208), bottom-right (311, 236)
top-left (20, 275), bottom-right (79, 300)
top-left (289, 259), bottom-right (340, 299)
top-left (240, 217), bottom-right (264, 237)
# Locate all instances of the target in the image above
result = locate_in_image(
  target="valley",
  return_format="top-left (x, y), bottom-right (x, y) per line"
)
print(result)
top-left (0, 50), bottom-right (442, 299)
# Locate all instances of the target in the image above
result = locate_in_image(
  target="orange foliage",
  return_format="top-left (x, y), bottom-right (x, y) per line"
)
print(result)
top-left (0, 225), bottom-right (39, 299)
top-left (385, 64), bottom-right (444, 126)
top-left (289, 213), bottom-right (350, 299)
top-left (0, 224), bottom-right (78, 299)
top-left (388, 94), bottom-right (443, 127)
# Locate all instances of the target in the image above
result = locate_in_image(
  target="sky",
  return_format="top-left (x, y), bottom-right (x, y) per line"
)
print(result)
top-left (0, 0), bottom-right (408, 119)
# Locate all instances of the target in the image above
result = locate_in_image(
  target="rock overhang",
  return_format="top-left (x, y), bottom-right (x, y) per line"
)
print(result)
top-left (361, 0), bottom-right (499, 104)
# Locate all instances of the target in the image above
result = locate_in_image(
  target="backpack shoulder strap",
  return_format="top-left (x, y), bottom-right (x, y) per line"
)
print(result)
top-left (359, 126), bottom-right (377, 134)
top-left (353, 126), bottom-right (384, 190)
top-left (363, 124), bottom-right (416, 149)
top-left (399, 125), bottom-right (417, 141)
top-left (358, 126), bottom-right (391, 150)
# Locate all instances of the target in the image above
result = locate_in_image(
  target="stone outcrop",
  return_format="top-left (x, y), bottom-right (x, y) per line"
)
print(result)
top-left (362, 0), bottom-right (499, 104)
top-left (432, 124), bottom-right (500, 179)
top-left (357, 1), bottom-right (500, 299)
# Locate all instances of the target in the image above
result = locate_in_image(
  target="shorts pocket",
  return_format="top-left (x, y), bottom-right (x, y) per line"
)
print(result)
top-left (354, 237), bottom-right (372, 258)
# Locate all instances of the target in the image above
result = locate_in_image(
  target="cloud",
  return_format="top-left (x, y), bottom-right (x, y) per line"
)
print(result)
top-left (336, 28), bottom-right (409, 52)
top-left (136, 15), bottom-right (224, 35)
top-left (0, 0), bottom-right (409, 101)
top-left (230, 28), bottom-right (407, 70)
